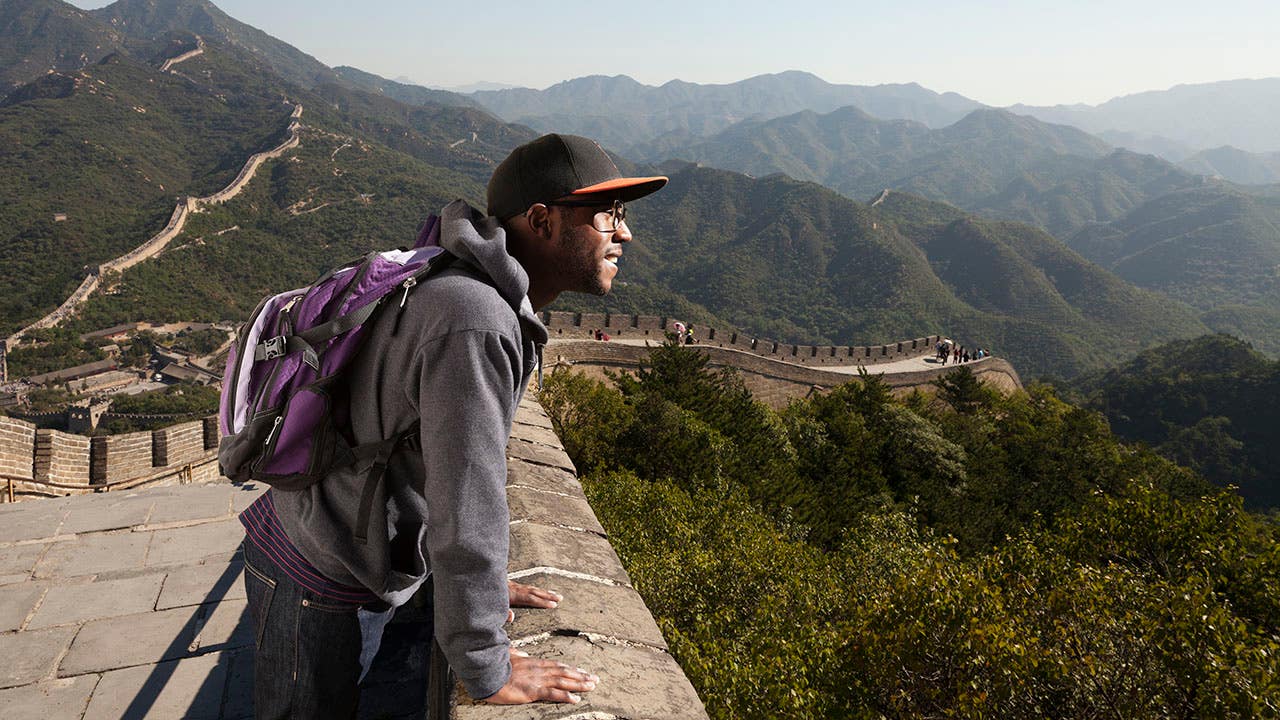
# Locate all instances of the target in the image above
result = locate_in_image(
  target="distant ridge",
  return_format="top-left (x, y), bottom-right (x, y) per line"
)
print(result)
top-left (469, 70), bottom-right (985, 154)
top-left (1010, 77), bottom-right (1280, 155)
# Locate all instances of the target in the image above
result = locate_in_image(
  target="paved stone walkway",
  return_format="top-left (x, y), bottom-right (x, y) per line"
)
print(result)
top-left (0, 396), bottom-right (705, 719)
top-left (0, 481), bottom-right (263, 719)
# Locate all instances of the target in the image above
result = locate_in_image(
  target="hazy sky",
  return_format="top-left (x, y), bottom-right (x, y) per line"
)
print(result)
top-left (68, 0), bottom-right (1280, 106)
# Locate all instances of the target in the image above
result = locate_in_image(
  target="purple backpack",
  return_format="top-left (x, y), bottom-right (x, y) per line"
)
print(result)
top-left (218, 216), bottom-right (453, 537)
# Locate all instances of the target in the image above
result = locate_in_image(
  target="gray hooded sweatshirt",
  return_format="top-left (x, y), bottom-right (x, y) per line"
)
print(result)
top-left (273, 199), bottom-right (548, 698)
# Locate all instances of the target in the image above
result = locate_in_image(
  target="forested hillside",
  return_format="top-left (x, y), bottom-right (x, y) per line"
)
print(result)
top-left (1073, 334), bottom-right (1280, 508)
top-left (542, 342), bottom-right (1279, 718)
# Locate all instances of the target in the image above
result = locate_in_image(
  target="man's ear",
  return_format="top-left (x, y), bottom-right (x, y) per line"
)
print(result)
top-left (524, 204), bottom-right (554, 241)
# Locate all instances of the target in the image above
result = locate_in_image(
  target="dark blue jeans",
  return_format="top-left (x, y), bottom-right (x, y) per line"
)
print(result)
top-left (243, 539), bottom-right (367, 719)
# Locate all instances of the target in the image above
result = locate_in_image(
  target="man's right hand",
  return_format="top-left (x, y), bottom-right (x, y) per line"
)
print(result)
top-left (482, 648), bottom-right (599, 704)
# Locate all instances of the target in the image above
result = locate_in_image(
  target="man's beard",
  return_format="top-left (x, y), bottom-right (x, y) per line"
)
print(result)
top-left (555, 224), bottom-right (608, 296)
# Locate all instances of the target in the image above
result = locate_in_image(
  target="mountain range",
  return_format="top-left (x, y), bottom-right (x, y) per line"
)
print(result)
top-left (0, 0), bottom-right (1273, 377)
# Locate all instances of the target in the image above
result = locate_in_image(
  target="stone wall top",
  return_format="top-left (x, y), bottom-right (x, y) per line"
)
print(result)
top-left (540, 311), bottom-right (943, 367)
top-left (453, 395), bottom-right (708, 719)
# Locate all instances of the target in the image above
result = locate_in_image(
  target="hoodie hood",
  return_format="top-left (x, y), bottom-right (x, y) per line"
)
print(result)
top-left (439, 199), bottom-right (548, 346)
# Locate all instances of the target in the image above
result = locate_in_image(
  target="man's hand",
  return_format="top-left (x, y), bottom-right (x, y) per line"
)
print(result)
top-left (508, 580), bottom-right (562, 609)
top-left (483, 648), bottom-right (599, 704)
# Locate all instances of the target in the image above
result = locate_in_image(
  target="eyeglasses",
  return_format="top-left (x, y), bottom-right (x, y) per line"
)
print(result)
top-left (544, 198), bottom-right (626, 233)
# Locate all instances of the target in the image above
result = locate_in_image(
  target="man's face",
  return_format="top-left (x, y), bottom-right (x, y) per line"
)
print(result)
top-left (552, 204), bottom-right (631, 296)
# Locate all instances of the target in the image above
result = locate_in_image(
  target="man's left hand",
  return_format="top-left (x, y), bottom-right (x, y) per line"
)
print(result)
top-left (509, 580), bottom-right (562, 609)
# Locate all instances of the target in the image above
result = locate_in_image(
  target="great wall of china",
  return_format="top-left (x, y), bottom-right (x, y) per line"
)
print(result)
top-left (4, 44), bottom-right (303, 348)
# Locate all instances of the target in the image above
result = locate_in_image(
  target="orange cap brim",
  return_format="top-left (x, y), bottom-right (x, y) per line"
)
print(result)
top-left (571, 176), bottom-right (669, 201)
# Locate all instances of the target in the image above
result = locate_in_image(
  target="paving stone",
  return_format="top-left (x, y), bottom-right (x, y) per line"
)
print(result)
top-left (505, 439), bottom-right (575, 473)
top-left (508, 523), bottom-right (629, 586)
top-left (230, 482), bottom-right (266, 514)
top-left (34, 531), bottom-right (151, 579)
top-left (27, 573), bottom-right (165, 629)
top-left (452, 635), bottom-right (707, 720)
top-left (508, 422), bottom-right (562, 448)
top-left (507, 486), bottom-right (604, 535)
top-left (146, 485), bottom-right (234, 525)
top-left (0, 582), bottom-right (46, 631)
top-left (514, 403), bottom-right (554, 429)
top-left (506, 459), bottom-right (585, 499)
top-left (60, 598), bottom-right (250, 675)
top-left (145, 520), bottom-right (244, 568)
top-left (0, 626), bottom-right (77, 689)
top-left (157, 561), bottom-right (246, 610)
top-left (508, 573), bottom-right (667, 650)
top-left (0, 501), bottom-right (69, 543)
top-left (0, 573), bottom-right (32, 586)
top-left (0, 542), bottom-right (49, 580)
top-left (60, 494), bottom-right (155, 535)
top-left (83, 651), bottom-right (231, 720)
top-left (193, 597), bottom-right (252, 654)
top-left (0, 675), bottom-right (98, 720)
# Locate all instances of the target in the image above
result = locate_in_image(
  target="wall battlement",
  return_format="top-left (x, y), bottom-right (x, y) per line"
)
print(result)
top-left (541, 311), bottom-right (944, 367)
top-left (547, 340), bottom-right (1022, 408)
top-left (0, 415), bottom-right (222, 501)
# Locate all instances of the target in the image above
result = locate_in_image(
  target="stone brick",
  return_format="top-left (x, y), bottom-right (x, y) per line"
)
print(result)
top-left (82, 651), bottom-right (230, 720)
top-left (146, 483), bottom-right (233, 525)
top-left (0, 542), bottom-right (48, 581)
top-left (506, 459), bottom-right (585, 499)
top-left (26, 573), bottom-right (165, 629)
top-left (60, 598), bottom-right (250, 675)
top-left (34, 430), bottom-right (90, 488)
top-left (0, 626), bottom-right (77, 689)
top-left (145, 519), bottom-right (244, 568)
top-left (0, 676), bottom-right (99, 720)
top-left (505, 439), bottom-right (574, 473)
top-left (452, 635), bottom-right (707, 720)
top-left (508, 573), bottom-right (667, 650)
top-left (59, 493), bottom-right (154, 534)
top-left (0, 582), bottom-right (46, 632)
top-left (507, 486), bottom-right (604, 535)
top-left (508, 523), bottom-right (629, 585)
top-left (34, 531), bottom-right (150, 579)
top-left (90, 431), bottom-right (155, 484)
top-left (153, 421), bottom-right (206, 467)
top-left (508, 422), bottom-right (562, 449)
top-left (513, 403), bottom-right (554, 430)
top-left (0, 416), bottom-right (36, 481)
top-left (0, 499), bottom-right (68, 542)
top-left (156, 561), bottom-right (245, 610)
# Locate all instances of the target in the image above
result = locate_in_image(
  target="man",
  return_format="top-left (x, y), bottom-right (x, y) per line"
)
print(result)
top-left (239, 134), bottom-right (667, 717)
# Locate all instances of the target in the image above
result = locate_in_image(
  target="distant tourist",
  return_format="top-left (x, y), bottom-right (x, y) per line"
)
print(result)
top-left (237, 134), bottom-right (665, 714)
top-left (684, 324), bottom-right (697, 344)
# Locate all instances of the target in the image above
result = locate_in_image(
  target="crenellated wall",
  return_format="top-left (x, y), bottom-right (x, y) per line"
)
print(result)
top-left (0, 415), bottom-right (223, 502)
top-left (91, 431), bottom-right (154, 484)
top-left (540, 311), bottom-right (943, 367)
top-left (546, 339), bottom-right (1022, 408)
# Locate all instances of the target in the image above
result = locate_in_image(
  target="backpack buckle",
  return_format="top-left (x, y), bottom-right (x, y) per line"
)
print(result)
top-left (263, 335), bottom-right (286, 360)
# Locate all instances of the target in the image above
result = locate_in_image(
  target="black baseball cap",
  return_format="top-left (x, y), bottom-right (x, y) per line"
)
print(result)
top-left (487, 134), bottom-right (668, 220)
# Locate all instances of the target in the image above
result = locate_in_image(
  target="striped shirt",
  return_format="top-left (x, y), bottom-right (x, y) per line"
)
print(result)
top-left (239, 491), bottom-right (379, 606)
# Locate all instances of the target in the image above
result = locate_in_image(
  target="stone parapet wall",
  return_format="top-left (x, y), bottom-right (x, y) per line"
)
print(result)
top-left (34, 429), bottom-right (91, 487)
top-left (91, 431), bottom-right (154, 484)
top-left (453, 396), bottom-right (708, 719)
top-left (203, 416), bottom-right (221, 450)
top-left (547, 340), bottom-right (1022, 409)
top-left (0, 416), bottom-right (36, 481)
top-left (1, 415), bottom-right (226, 502)
top-left (153, 421), bottom-right (207, 467)
top-left (541, 311), bottom-right (942, 367)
